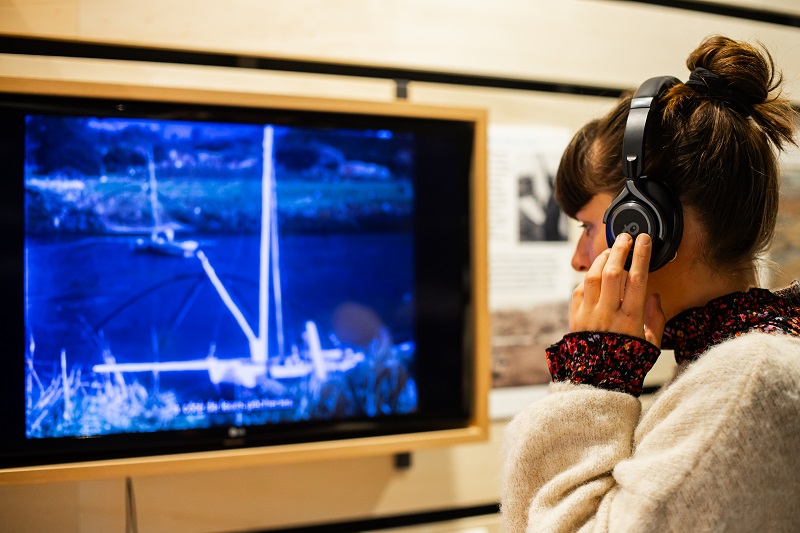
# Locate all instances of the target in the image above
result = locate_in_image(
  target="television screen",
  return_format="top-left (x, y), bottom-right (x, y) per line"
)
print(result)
top-left (0, 83), bottom-right (485, 470)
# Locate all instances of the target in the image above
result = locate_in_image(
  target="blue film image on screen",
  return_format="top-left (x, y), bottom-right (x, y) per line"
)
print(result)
top-left (24, 115), bottom-right (417, 439)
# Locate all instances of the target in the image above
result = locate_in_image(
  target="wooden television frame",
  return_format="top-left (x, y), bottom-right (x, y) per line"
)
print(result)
top-left (0, 77), bottom-right (490, 484)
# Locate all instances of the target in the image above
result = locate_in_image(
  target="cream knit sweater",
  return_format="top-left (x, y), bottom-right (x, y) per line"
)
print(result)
top-left (501, 332), bottom-right (800, 532)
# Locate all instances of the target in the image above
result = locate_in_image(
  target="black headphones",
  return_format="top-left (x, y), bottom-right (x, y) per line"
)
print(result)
top-left (603, 76), bottom-right (684, 271)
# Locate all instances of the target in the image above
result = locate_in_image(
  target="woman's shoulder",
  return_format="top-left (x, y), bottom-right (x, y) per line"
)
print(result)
top-left (621, 331), bottom-right (800, 528)
top-left (634, 331), bottom-right (800, 471)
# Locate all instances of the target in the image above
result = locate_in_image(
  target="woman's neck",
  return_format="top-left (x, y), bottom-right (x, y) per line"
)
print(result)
top-left (648, 211), bottom-right (760, 321)
top-left (653, 257), bottom-right (759, 322)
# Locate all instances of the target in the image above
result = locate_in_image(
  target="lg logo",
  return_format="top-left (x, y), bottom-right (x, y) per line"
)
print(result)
top-left (228, 427), bottom-right (246, 438)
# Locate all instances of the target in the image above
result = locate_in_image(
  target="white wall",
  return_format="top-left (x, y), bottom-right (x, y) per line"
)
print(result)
top-left (1, 2), bottom-right (798, 531)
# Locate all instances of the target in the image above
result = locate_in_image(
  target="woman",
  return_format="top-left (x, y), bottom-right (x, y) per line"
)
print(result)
top-left (501, 36), bottom-right (800, 532)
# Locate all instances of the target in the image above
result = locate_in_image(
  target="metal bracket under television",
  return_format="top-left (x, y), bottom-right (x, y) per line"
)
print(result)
top-left (0, 77), bottom-right (490, 484)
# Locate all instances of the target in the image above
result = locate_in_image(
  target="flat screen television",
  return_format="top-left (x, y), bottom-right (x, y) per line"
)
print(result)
top-left (0, 78), bottom-right (489, 481)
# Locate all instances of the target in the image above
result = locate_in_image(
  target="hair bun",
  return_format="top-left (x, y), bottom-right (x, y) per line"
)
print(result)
top-left (679, 35), bottom-right (796, 151)
top-left (686, 35), bottom-right (773, 107)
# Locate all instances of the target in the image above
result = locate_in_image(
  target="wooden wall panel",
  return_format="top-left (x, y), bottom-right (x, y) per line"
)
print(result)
top-left (1, 1), bottom-right (798, 97)
top-left (0, 0), bottom-right (78, 38)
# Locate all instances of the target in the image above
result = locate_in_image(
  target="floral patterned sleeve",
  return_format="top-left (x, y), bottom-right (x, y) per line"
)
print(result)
top-left (546, 331), bottom-right (661, 397)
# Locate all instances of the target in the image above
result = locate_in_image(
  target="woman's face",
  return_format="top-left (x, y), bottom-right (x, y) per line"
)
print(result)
top-left (571, 192), bottom-right (615, 272)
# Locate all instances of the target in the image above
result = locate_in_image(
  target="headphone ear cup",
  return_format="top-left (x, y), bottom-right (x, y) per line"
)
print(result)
top-left (640, 179), bottom-right (683, 271)
top-left (604, 179), bottom-right (683, 271)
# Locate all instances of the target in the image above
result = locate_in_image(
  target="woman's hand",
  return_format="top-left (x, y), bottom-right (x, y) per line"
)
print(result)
top-left (569, 232), bottom-right (666, 347)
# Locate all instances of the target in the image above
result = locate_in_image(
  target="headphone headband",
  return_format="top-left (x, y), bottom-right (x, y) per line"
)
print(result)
top-left (621, 76), bottom-right (680, 179)
top-left (604, 75), bottom-right (684, 272)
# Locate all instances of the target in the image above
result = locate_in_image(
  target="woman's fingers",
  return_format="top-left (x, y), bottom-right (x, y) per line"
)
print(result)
top-left (597, 232), bottom-right (633, 311)
top-left (569, 281), bottom-right (584, 332)
top-left (620, 233), bottom-right (651, 317)
top-left (581, 247), bottom-right (610, 307)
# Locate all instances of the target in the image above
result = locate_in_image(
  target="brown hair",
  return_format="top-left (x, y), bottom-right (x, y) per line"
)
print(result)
top-left (555, 35), bottom-right (797, 269)
top-left (554, 95), bottom-right (632, 218)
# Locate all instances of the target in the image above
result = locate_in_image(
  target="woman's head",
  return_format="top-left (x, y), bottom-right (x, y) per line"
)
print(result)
top-left (556, 35), bottom-right (797, 273)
